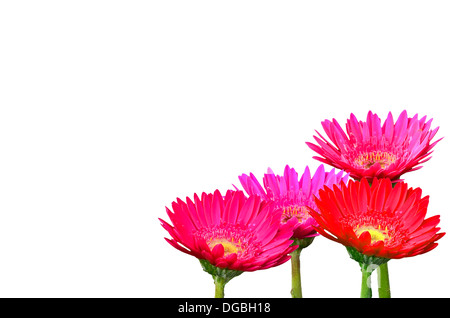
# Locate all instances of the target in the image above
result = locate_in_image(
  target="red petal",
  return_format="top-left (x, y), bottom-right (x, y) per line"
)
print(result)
top-left (211, 243), bottom-right (224, 259)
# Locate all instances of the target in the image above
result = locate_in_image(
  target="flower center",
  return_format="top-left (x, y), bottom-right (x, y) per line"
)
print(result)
top-left (195, 223), bottom-right (261, 258)
top-left (342, 214), bottom-right (407, 247)
top-left (355, 225), bottom-right (389, 243)
top-left (354, 151), bottom-right (397, 169)
top-left (208, 239), bottom-right (239, 256)
top-left (281, 205), bottom-right (310, 223)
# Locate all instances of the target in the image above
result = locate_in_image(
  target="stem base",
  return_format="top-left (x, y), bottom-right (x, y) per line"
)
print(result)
top-left (199, 259), bottom-right (243, 298)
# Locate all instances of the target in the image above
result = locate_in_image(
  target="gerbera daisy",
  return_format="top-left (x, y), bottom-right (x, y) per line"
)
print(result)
top-left (159, 189), bottom-right (296, 297)
top-left (306, 110), bottom-right (442, 182)
top-left (237, 164), bottom-right (349, 297)
top-left (309, 177), bottom-right (445, 297)
top-left (238, 164), bottom-right (349, 241)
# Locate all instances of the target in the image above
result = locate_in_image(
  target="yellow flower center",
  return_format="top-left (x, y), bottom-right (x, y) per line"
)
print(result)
top-left (197, 223), bottom-right (261, 258)
top-left (208, 239), bottom-right (239, 256)
top-left (282, 205), bottom-right (310, 223)
top-left (354, 151), bottom-right (397, 169)
top-left (355, 225), bottom-right (389, 243)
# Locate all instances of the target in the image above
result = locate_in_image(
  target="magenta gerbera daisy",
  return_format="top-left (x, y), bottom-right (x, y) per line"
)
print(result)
top-left (237, 164), bottom-right (349, 297)
top-left (238, 164), bottom-right (349, 241)
top-left (159, 189), bottom-right (296, 297)
top-left (306, 110), bottom-right (442, 182)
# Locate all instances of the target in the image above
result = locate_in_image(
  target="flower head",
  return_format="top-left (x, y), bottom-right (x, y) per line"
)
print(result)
top-left (310, 178), bottom-right (445, 259)
top-left (237, 164), bottom-right (349, 240)
top-left (306, 110), bottom-right (442, 182)
top-left (160, 189), bottom-right (296, 272)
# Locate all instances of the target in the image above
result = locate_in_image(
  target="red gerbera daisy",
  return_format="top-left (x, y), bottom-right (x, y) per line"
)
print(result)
top-left (310, 178), bottom-right (445, 260)
top-left (160, 189), bottom-right (297, 297)
top-left (306, 110), bottom-right (442, 182)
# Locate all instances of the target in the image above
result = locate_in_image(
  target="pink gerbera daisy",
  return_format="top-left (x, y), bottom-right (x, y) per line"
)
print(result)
top-left (238, 164), bottom-right (349, 241)
top-left (306, 110), bottom-right (442, 182)
top-left (159, 189), bottom-right (296, 297)
top-left (237, 164), bottom-right (349, 297)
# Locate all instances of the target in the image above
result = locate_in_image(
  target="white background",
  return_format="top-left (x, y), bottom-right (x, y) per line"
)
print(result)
top-left (1, 1), bottom-right (449, 298)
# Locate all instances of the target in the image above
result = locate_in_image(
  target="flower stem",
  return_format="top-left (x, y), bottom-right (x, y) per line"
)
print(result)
top-left (377, 262), bottom-right (391, 298)
top-left (290, 247), bottom-right (302, 298)
top-left (214, 276), bottom-right (226, 298)
top-left (360, 264), bottom-right (373, 298)
top-left (374, 182), bottom-right (394, 298)
top-left (200, 259), bottom-right (243, 298)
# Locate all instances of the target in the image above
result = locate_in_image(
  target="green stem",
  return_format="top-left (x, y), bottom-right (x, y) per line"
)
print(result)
top-left (377, 262), bottom-right (391, 298)
top-left (200, 259), bottom-right (243, 298)
top-left (374, 182), bottom-right (395, 298)
top-left (360, 264), bottom-right (373, 298)
top-left (214, 276), bottom-right (226, 298)
top-left (290, 247), bottom-right (302, 298)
